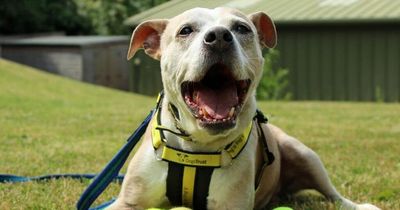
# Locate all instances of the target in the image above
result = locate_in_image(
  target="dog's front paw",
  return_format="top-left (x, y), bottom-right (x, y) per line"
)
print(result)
top-left (355, 203), bottom-right (381, 210)
top-left (335, 199), bottom-right (381, 210)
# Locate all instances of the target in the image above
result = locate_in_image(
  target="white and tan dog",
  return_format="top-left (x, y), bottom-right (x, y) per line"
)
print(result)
top-left (108, 8), bottom-right (380, 210)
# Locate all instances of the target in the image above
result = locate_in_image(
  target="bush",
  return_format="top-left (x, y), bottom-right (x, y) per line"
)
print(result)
top-left (73, 0), bottom-right (140, 35)
top-left (256, 49), bottom-right (291, 101)
top-left (0, 0), bottom-right (169, 35)
top-left (0, 0), bottom-right (93, 35)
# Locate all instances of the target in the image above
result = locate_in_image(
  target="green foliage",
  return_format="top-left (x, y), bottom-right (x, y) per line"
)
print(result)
top-left (73, 0), bottom-right (140, 35)
top-left (0, 0), bottom-right (169, 35)
top-left (256, 49), bottom-right (291, 101)
top-left (0, 0), bottom-right (93, 35)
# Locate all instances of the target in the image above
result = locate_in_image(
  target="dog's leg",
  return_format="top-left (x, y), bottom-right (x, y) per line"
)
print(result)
top-left (277, 133), bottom-right (380, 210)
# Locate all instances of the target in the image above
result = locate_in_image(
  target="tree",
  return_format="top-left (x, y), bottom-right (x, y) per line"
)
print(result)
top-left (0, 0), bottom-right (93, 35)
top-left (0, 0), bottom-right (169, 35)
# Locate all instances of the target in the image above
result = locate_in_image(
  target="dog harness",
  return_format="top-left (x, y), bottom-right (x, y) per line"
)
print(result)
top-left (152, 95), bottom-right (275, 209)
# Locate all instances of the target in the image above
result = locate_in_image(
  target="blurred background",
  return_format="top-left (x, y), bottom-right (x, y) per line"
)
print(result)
top-left (1, 0), bottom-right (399, 102)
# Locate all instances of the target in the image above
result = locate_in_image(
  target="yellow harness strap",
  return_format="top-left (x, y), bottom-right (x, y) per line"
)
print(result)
top-left (182, 166), bottom-right (196, 206)
top-left (162, 146), bottom-right (221, 167)
top-left (151, 109), bottom-right (253, 167)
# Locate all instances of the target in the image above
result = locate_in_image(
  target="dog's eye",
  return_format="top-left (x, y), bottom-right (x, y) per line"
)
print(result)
top-left (179, 26), bottom-right (193, 36)
top-left (233, 23), bottom-right (251, 34)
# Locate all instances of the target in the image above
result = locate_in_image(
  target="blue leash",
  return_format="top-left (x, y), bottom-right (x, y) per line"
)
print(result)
top-left (0, 110), bottom-right (154, 210)
top-left (77, 109), bottom-right (154, 210)
top-left (0, 174), bottom-right (123, 183)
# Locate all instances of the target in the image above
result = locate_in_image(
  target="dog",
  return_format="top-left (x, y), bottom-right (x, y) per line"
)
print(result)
top-left (108, 7), bottom-right (381, 210)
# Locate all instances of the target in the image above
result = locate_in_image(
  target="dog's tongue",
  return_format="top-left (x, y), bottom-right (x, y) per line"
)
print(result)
top-left (196, 83), bottom-right (238, 119)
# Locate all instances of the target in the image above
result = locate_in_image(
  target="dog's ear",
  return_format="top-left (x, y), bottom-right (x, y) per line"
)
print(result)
top-left (127, 19), bottom-right (168, 60)
top-left (248, 12), bottom-right (277, 48)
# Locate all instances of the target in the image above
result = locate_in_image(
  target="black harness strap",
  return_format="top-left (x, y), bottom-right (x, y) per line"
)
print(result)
top-left (254, 109), bottom-right (275, 189)
top-left (192, 167), bottom-right (214, 210)
top-left (166, 162), bottom-right (184, 206)
top-left (255, 110), bottom-right (275, 165)
top-left (167, 164), bottom-right (214, 209)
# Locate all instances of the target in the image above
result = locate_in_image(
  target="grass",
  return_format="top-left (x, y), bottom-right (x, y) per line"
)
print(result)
top-left (0, 59), bottom-right (399, 210)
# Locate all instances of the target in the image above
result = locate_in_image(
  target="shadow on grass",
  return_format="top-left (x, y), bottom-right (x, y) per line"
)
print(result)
top-left (265, 189), bottom-right (335, 210)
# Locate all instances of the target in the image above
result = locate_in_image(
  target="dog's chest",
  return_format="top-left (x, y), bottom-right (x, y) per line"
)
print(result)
top-left (207, 135), bottom-right (257, 209)
top-left (135, 132), bottom-right (258, 209)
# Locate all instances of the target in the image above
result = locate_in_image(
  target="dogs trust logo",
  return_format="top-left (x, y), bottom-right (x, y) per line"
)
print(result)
top-left (176, 153), bottom-right (207, 165)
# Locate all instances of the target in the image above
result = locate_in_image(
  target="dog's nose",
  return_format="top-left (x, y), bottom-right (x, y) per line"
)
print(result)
top-left (204, 27), bottom-right (233, 50)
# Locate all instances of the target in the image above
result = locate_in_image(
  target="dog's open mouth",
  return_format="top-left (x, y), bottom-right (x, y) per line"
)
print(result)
top-left (181, 63), bottom-right (251, 129)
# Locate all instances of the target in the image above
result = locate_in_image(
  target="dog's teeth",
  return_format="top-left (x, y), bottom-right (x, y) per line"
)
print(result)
top-left (203, 108), bottom-right (208, 117)
top-left (202, 108), bottom-right (210, 118)
top-left (228, 107), bottom-right (235, 117)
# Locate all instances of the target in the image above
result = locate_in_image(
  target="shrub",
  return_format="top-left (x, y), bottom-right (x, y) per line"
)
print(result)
top-left (256, 49), bottom-right (291, 101)
top-left (0, 0), bottom-right (169, 35)
top-left (0, 0), bottom-right (93, 35)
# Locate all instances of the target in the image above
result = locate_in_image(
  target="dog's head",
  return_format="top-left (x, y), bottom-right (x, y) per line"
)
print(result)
top-left (128, 7), bottom-right (276, 143)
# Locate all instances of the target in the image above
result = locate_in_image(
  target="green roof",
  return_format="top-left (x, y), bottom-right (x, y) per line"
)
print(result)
top-left (125, 0), bottom-right (400, 26)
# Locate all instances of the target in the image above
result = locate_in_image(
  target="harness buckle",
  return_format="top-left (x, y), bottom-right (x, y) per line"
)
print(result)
top-left (221, 150), bottom-right (233, 167)
top-left (154, 146), bottom-right (163, 161)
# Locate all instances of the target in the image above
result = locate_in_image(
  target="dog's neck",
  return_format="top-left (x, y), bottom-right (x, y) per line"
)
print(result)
top-left (159, 99), bottom-right (242, 153)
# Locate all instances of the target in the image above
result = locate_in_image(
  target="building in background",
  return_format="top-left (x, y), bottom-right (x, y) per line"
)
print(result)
top-left (125, 0), bottom-right (400, 102)
top-left (0, 36), bottom-right (131, 90)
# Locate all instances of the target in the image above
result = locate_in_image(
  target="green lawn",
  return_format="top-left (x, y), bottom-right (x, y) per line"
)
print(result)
top-left (0, 59), bottom-right (399, 210)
